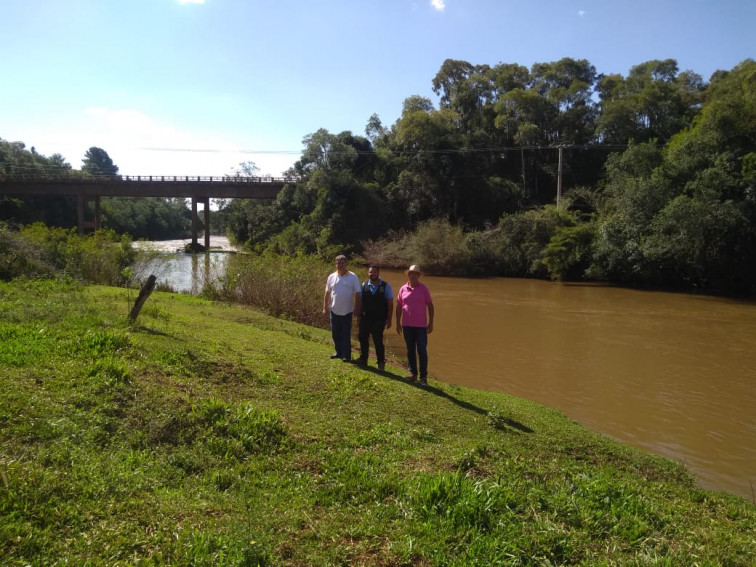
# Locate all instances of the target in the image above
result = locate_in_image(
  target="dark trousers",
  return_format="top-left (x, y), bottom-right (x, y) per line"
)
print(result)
top-left (359, 315), bottom-right (386, 363)
top-left (402, 326), bottom-right (428, 378)
top-left (330, 311), bottom-right (353, 360)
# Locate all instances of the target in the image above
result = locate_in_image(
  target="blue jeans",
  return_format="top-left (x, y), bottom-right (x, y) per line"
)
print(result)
top-left (402, 326), bottom-right (428, 378)
top-left (330, 311), bottom-right (353, 360)
top-left (359, 315), bottom-right (386, 363)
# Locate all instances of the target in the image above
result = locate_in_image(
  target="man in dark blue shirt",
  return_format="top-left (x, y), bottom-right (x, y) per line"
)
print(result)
top-left (356, 265), bottom-right (393, 371)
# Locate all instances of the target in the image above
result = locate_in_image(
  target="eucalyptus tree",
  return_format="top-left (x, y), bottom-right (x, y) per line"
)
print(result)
top-left (46, 153), bottom-right (72, 172)
top-left (365, 113), bottom-right (387, 144)
top-left (429, 61), bottom-right (535, 222)
top-left (382, 95), bottom-right (468, 226)
top-left (595, 59), bottom-right (704, 145)
top-left (232, 160), bottom-right (260, 177)
top-left (490, 63), bottom-right (531, 140)
top-left (491, 58), bottom-right (599, 203)
top-left (530, 58), bottom-right (597, 144)
top-left (432, 59), bottom-right (498, 143)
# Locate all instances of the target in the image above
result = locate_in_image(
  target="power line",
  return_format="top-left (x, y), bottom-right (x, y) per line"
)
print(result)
top-left (1, 142), bottom-right (635, 173)
top-left (138, 147), bottom-right (302, 155)
top-left (93, 143), bottom-right (634, 156)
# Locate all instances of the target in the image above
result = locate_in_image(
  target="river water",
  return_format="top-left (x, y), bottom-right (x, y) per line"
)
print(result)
top-left (134, 240), bottom-right (756, 500)
top-left (380, 270), bottom-right (756, 501)
top-left (132, 236), bottom-right (236, 294)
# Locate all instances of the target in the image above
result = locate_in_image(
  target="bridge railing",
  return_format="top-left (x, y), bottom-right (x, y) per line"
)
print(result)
top-left (1, 174), bottom-right (297, 184)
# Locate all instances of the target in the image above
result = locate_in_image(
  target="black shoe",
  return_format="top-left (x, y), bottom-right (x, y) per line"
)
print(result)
top-left (356, 358), bottom-right (368, 367)
top-left (342, 357), bottom-right (351, 362)
top-left (377, 362), bottom-right (385, 371)
top-left (419, 377), bottom-right (428, 386)
top-left (330, 353), bottom-right (340, 359)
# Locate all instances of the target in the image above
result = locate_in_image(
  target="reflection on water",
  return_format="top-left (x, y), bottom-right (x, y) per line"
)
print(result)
top-left (132, 245), bottom-right (756, 500)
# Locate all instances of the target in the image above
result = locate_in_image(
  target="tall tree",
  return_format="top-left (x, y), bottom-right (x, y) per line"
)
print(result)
top-left (432, 59), bottom-right (496, 139)
top-left (595, 59), bottom-right (703, 145)
top-left (530, 58), bottom-right (598, 144)
top-left (82, 147), bottom-right (119, 176)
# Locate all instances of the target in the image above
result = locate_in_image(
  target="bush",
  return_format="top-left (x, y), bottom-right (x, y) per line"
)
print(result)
top-left (541, 220), bottom-right (597, 281)
top-left (496, 206), bottom-right (579, 278)
top-left (364, 209), bottom-right (593, 279)
top-left (363, 218), bottom-right (475, 275)
top-left (0, 224), bottom-right (56, 280)
top-left (0, 223), bottom-right (135, 285)
top-left (206, 253), bottom-right (328, 327)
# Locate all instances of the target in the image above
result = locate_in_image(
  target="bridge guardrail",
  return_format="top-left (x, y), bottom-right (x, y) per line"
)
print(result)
top-left (1, 174), bottom-right (298, 184)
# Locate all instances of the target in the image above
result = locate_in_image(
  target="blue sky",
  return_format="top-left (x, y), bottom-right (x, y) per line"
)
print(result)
top-left (1, 0), bottom-right (753, 177)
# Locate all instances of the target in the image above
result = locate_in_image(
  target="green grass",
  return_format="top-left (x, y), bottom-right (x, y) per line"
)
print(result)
top-left (1, 278), bottom-right (754, 565)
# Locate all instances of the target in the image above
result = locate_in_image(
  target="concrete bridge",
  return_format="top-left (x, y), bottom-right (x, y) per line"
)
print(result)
top-left (0, 174), bottom-right (291, 249)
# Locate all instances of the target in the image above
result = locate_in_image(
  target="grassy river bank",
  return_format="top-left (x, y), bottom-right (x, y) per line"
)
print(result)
top-left (1, 279), bottom-right (754, 565)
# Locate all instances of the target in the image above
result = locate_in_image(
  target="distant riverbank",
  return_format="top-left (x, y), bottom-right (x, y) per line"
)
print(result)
top-left (133, 235), bottom-right (239, 253)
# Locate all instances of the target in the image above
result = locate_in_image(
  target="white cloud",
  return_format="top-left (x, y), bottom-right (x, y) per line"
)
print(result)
top-left (578, 10), bottom-right (586, 17)
top-left (431, 0), bottom-right (446, 12)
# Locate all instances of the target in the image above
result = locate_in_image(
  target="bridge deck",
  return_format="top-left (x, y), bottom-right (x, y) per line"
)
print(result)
top-left (1, 174), bottom-right (293, 241)
top-left (0, 175), bottom-right (290, 199)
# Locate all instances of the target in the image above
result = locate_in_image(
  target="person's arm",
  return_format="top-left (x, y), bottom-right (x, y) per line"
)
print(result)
top-left (323, 289), bottom-right (331, 315)
top-left (353, 291), bottom-right (361, 318)
top-left (427, 302), bottom-right (434, 334)
top-left (352, 276), bottom-right (362, 318)
top-left (385, 299), bottom-right (394, 329)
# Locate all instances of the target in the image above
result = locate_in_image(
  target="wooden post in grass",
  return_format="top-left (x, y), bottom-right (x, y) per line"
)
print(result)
top-left (129, 275), bottom-right (157, 321)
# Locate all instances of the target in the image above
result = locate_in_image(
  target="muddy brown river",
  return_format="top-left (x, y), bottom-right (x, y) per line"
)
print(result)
top-left (379, 270), bottom-right (756, 501)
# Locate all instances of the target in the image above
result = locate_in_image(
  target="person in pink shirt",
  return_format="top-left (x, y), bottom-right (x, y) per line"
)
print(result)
top-left (395, 265), bottom-right (434, 386)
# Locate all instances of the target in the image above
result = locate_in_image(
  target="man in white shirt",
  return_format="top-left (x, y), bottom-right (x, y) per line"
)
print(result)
top-left (323, 254), bottom-right (361, 362)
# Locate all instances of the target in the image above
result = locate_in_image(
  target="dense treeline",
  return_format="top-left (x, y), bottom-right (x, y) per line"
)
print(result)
top-left (0, 141), bottom-right (193, 239)
top-left (3, 57), bottom-right (755, 293)
top-left (226, 57), bottom-right (755, 294)
top-left (0, 140), bottom-right (81, 228)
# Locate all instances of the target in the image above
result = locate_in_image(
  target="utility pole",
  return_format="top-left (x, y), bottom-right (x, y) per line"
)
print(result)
top-left (556, 144), bottom-right (563, 209)
top-left (553, 141), bottom-right (571, 209)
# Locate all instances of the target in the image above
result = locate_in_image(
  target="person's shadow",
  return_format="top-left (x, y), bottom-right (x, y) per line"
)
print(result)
top-left (364, 365), bottom-right (534, 434)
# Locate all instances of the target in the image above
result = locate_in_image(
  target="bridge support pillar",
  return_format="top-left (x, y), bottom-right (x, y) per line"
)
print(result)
top-left (204, 197), bottom-right (210, 250)
top-left (77, 194), bottom-right (101, 234)
top-left (190, 197), bottom-right (210, 251)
